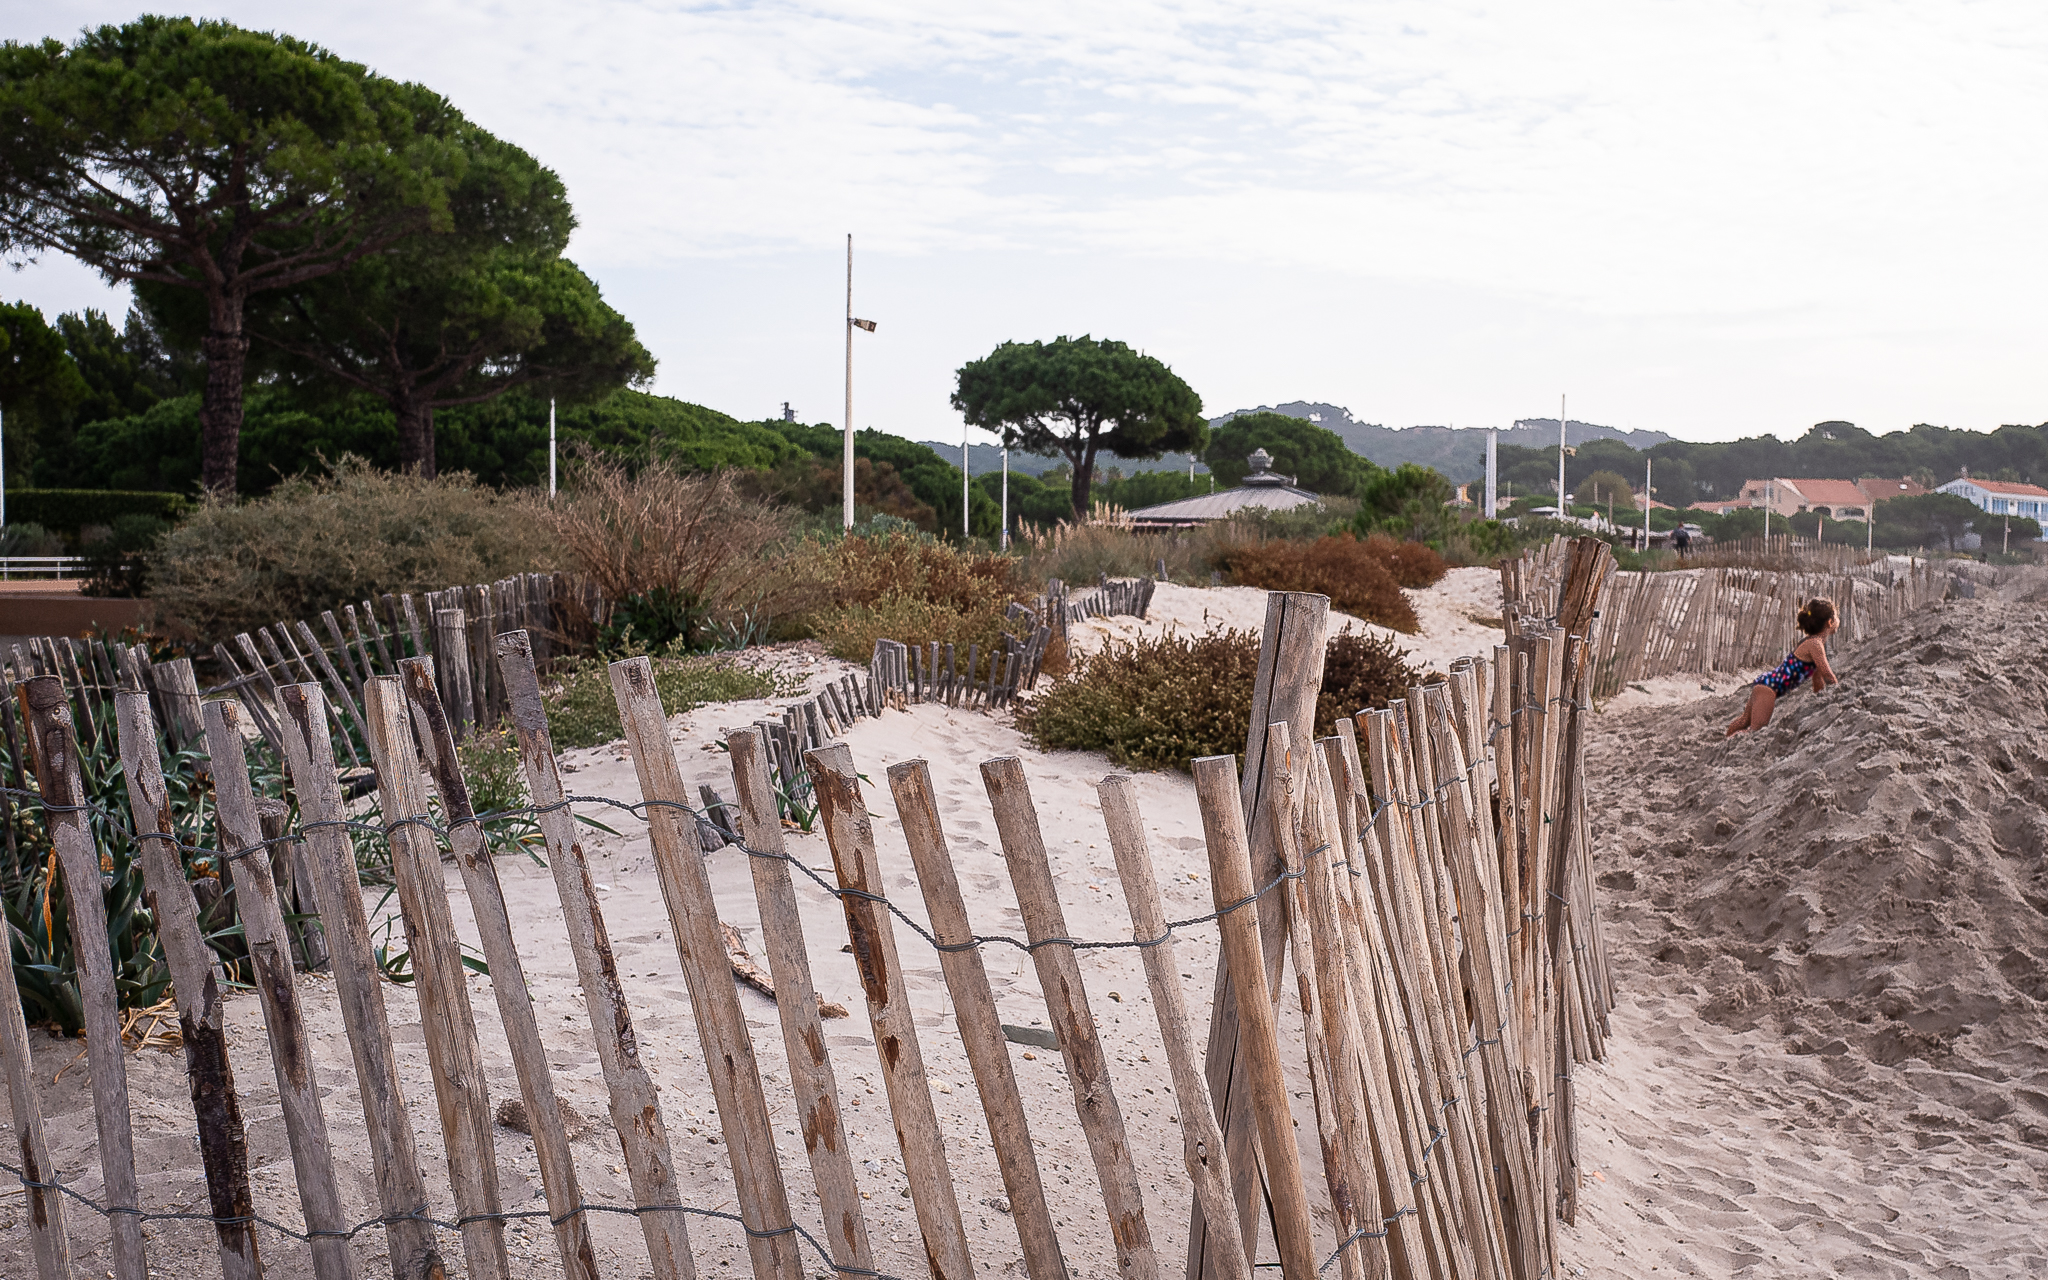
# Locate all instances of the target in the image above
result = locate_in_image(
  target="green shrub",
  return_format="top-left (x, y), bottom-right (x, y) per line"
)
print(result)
top-left (1218, 533), bottom-right (1420, 632)
top-left (0, 522), bottom-right (64, 556)
top-left (80, 513), bottom-right (169, 597)
top-left (148, 458), bottom-right (554, 642)
top-left (543, 651), bottom-right (796, 749)
top-left (1019, 629), bottom-right (1261, 772)
top-left (1019, 628), bottom-right (1425, 773)
top-left (6, 489), bottom-right (191, 536)
top-left (1317, 632), bottom-right (1428, 735)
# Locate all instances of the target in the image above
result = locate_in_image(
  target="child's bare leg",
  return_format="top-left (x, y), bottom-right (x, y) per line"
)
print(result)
top-left (1749, 686), bottom-right (1779, 729)
top-left (1726, 685), bottom-right (1774, 736)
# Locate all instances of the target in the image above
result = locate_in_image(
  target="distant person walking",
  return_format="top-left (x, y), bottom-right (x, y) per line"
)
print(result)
top-left (1674, 526), bottom-right (1692, 555)
top-left (1725, 598), bottom-right (1839, 736)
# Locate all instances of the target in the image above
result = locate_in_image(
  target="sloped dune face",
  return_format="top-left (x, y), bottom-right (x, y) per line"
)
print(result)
top-left (1594, 591), bottom-right (2048, 1121)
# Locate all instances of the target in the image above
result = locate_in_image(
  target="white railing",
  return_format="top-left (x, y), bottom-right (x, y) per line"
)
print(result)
top-left (0, 556), bottom-right (89, 580)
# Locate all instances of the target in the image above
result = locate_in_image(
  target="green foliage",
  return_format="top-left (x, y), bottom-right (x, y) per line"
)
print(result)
top-left (149, 115), bottom-right (655, 476)
top-left (3, 707), bottom-right (289, 1033)
top-left (1019, 629), bottom-right (1424, 773)
top-left (59, 389), bottom-right (400, 493)
top-left (1355, 463), bottom-right (1459, 544)
top-left (0, 522), bottom-right (63, 556)
top-left (80, 513), bottom-right (169, 596)
top-left (1577, 469), bottom-right (1636, 507)
top-left (542, 652), bottom-right (793, 750)
top-left (744, 455), bottom-right (941, 530)
top-left (0, 17), bottom-right (476, 492)
top-left (1020, 629), bottom-right (1260, 772)
top-left (764, 422), bottom-right (999, 538)
top-left (1206, 412), bottom-right (1381, 497)
top-left (1218, 534), bottom-right (1421, 633)
top-left (3, 488), bottom-right (190, 536)
top-left (1872, 492), bottom-right (1984, 550)
top-left (1491, 419), bottom-right (2048, 506)
top-left (952, 335), bottom-right (1206, 520)
top-left (148, 458), bottom-right (553, 642)
top-left (0, 298), bottom-right (88, 492)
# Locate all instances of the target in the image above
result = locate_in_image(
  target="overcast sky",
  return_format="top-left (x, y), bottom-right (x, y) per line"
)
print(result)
top-left (7, 1), bottom-right (2047, 445)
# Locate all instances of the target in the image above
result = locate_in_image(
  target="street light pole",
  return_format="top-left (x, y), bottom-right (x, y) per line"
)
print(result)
top-left (1557, 394), bottom-right (1567, 510)
top-left (548, 398), bottom-right (557, 497)
top-left (843, 234), bottom-right (855, 531)
top-left (1001, 446), bottom-right (1010, 551)
top-left (962, 428), bottom-right (970, 539)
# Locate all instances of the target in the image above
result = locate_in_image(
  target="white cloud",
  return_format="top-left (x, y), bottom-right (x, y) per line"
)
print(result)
top-left (6, 0), bottom-right (2047, 441)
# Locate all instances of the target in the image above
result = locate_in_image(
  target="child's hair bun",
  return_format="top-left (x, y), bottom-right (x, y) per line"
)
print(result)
top-left (1797, 597), bottom-right (1836, 635)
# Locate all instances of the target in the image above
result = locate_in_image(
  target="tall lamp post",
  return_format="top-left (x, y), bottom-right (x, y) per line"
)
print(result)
top-left (843, 234), bottom-right (878, 530)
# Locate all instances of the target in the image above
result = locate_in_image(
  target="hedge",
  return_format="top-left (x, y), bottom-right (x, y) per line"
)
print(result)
top-left (6, 489), bottom-right (192, 533)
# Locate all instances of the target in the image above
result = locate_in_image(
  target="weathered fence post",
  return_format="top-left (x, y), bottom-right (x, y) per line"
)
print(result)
top-left (495, 633), bottom-right (699, 1280)
top-left (113, 690), bottom-right (262, 1280)
top-left (23, 677), bottom-right (147, 1280)
top-left (808, 742), bottom-right (975, 1280)
top-left (610, 656), bottom-right (804, 1280)
top-left (1192, 591), bottom-right (1327, 1280)
top-left (203, 698), bottom-right (360, 1280)
top-left (399, 658), bottom-right (600, 1280)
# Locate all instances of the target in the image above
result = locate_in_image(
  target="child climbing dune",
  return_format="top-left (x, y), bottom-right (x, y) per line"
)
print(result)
top-left (1725, 597), bottom-right (1839, 736)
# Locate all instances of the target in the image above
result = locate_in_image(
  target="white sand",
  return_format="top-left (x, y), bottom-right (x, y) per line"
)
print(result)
top-left (12, 575), bottom-right (2035, 1280)
top-left (1067, 567), bottom-right (1508, 674)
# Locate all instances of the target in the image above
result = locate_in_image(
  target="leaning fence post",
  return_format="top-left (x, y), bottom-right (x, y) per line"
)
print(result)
top-left (361, 678), bottom-right (510, 1280)
top-left (981, 755), bottom-right (1159, 1280)
top-left (113, 690), bottom-right (262, 1280)
top-left (23, 676), bottom-right (147, 1280)
top-left (610, 656), bottom-right (804, 1280)
top-left (808, 743), bottom-right (975, 1280)
top-left (0, 691), bottom-right (71, 1280)
top-left (203, 699), bottom-right (360, 1280)
top-left (1096, 774), bottom-right (1250, 1280)
top-left (888, 758), bottom-right (1070, 1280)
top-left (495, 633), bottom-right (698, 1280)
top-left (725, 727), bottom-right (875, 1277)
top-left (276, 683), bottom-right (442, 1280)
top-left (1191, 752), bottom-right (1318, 1280)
top-left (399, 658), bottom-right (600, 1280)
top-left (1193, 590), bottom-right (1327, 1280)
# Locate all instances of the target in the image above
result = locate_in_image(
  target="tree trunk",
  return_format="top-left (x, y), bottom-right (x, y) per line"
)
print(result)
top-left (199, 301), bottom-right (250, 496)
top-left (396, 401), bottom-right (436, 478)
top-left (1069, 438), bottom-right (1098, 522)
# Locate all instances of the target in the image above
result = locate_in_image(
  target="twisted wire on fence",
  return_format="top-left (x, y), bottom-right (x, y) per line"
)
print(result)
top-left (0, 673), bottom-right (1585, 1280)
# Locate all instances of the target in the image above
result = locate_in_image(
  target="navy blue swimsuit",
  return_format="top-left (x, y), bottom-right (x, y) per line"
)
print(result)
top-left (1755, 651), bottom-right (1815, 695)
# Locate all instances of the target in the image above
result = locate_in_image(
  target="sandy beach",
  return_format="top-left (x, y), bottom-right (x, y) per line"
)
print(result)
top-left (6, 570), bottom-right (2043, 1279)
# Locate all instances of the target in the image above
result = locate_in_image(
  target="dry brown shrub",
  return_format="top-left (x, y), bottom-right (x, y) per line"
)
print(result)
top-left (1361, 532), bottom-right (1449, 588)
top-left (546, 458), bottom-right (798, 620)
top-left (1219, 533), bottom-right (1420, 633)
top-left (149, 458), bottom-right (554, 642)
top-left (786, 531), bottom-right (1027, 661)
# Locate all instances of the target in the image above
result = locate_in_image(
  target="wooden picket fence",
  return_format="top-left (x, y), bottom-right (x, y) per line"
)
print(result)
top-left (1503, 536), bottom-right (1959, 698)
top-left (3, 567), bottom-right (1618, 1280)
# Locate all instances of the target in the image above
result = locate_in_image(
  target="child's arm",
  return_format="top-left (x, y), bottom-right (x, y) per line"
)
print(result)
top-left (1805, 638), bottom-right (1839, 689)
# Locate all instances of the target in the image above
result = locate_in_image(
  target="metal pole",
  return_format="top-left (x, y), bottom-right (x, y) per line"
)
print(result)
top-left (548, 398), bottom-right (557, 497)
top-left (1485, 427), bottom-right (1497, 519)
top-left (962, 427), bottom-right (970, 539)
top-left (1557, 394), bottom-right (1567, 511)
top-left (844, 234), bottom-right (855, 531)
top-left (1644, 456), bottom-right (1652, 549)
top-left (1001, 446), bottom-right (1010, 551)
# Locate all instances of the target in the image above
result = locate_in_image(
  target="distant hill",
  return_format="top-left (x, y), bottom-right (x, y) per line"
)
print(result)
top-left (916, 441), bottom-right (1206, 479)
top-left (1212, 401), bottom-right (1672, 481)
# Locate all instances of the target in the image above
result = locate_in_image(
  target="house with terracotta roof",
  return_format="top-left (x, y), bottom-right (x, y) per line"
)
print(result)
top-left (1855, 476), bottom-right (1928, 505)
top-left (1735, 478), bottom-right (1873, 521)
top-left (1936, 474), bottom-right (2048, 523)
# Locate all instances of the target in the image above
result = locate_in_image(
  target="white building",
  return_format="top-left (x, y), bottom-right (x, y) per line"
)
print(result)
top-left (1935, 475), bottom-right (2048, 523)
